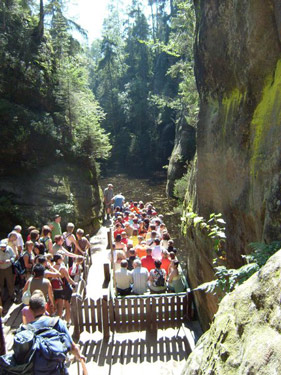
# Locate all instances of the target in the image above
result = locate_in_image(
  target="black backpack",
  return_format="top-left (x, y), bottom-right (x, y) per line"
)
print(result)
top-left (155, 269), bottom-right (165, 287)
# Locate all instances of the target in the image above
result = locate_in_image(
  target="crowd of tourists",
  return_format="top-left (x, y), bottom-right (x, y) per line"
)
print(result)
top-left (104, 183), bottom-right (186, 296)
top-left (0, 216), bottom-right (90, 324)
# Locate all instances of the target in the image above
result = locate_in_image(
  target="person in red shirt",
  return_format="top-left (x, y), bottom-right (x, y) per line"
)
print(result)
top-left (141, 247), bottom-right (155, 272)
top-left (161, 250), bottom-right (171, 275)
top-left (135, 240), bottom-right (147, 259)
top-left (114, 223), bottom-right (123, 239)
top-left (121, 231), bottom-right (129, 245)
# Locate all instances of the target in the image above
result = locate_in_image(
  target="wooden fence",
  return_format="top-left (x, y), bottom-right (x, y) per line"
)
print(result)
top-left (71, 291), bottom-right (193, 340)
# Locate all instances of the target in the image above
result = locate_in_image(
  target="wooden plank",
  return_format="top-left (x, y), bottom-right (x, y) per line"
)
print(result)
top-left (164, 297), bottom-right (169, 327)
top-left (115, 299), bottom-right (121, 332)
top-left (102, 295), bottom-right (110, 339)
top-left (151, 297), bottom-right (157, 331)
top-left (77, 297), bottom-right (83, 333)
top-left (158, 296), bottom-right (163, 329)
top-left (121, 298), bottom-right (126, 332)
top-left (109, 299), bottom-right (115, 332)
top-left (171, 296), bottom-right (175, 326)
top-left (140, 299), bottom-right (145, 330)
top-left (84, 298), bottom-right (90, 332)
top-left (146, 298), bottom-right (151, 331)
top-left (127, 298), bottom-right (133, 331)
top-left (90, 299), bottom-right (96, 332)
top-left (183, 294), bottom-right (188, 321)
top-left (176, 295), bottom-right (182, 322)
top-left (97, 298), bottom-right (102, 332)
top-left (134, 298), bottom-right (139, 330)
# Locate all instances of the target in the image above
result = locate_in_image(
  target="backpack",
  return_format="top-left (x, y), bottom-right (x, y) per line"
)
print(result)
top-left (155, 269), bottom-right (165, 287)
top-left (0, 317), bottom-right (72, 375)
top-left (40, 237), bottom-right (49, 253)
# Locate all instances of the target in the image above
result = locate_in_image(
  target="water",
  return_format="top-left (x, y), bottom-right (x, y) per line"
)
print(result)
top-left (100, 173), bottom-right (187, 271)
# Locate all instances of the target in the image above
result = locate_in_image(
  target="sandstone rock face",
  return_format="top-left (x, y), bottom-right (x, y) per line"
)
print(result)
top-left (0, 161), bottom-right (102, 237)
top-left (182, 0), bottom-right (281, 329)
top-left (166, 121), bottom-right (196, 196)
top-left (183, 249), bottom-right (281, 375)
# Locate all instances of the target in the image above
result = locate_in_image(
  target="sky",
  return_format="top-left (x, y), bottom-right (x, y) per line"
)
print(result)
top-left (67, 0), bottom-right (132, 43)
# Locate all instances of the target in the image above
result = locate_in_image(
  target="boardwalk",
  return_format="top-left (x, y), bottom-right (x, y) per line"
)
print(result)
top-left (69, 225), bottom-right (201, 375)
top-left (2, 224), bottom-right (201, 374)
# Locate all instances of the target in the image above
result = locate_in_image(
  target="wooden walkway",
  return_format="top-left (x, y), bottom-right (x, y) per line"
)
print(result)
top-left (2, 224), bottom-right (202, 374)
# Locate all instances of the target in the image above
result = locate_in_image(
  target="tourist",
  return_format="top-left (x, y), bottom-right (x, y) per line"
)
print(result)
top-left (124, 222), bottom-right (133, 237)
top-left (114, 223), bottom-right (123, 239)
top-left (103, 183), bottom-right (114, 219)
top-left (30, 229), bottom-right (40, 244)
top-left (22, 240), bottom-right (35, 279)
top-left (51, 254), bottom-right (65, 317)
top-left (120, 231), bottom-right (129, 246)
top-left (22, 264), bottom-right (54, 312)
top-left (27, 293), bottom-right (84, 364)
top-left (148, 260), bottom-right (167, 294)
top-left (7, 231), bottom-right (19, 259)
top-left (112, 192), bottom-right (125, 211)
top-left (26, 226), bottom-right (36, 241)
top-left (131, 259), bottom-right (149, 295)
top-left (168, 260), bottom-right (185, 293)
top-left (126, 248), bottom-right (138, 271)
top-left (152, 238), bottom-right (165, 260)
top-left (135, 240), bottom-right (148, 259)
top-left (54, 252), bottom-right (77, 324)
top-left (22, 289), bottom-right (48, 324)
top-left (76, 228), bottom-right (90, 256)
top-left (161, 250), bottom-right (171, 275)
top-left (115, 260), bottom-right (133, 296)
top-left (13, 225), bottom-right (24, 253)
top-left (49, 214), bottom-right (62, 241)
top-left (141, 247), bottom-right (155, 272)
top-left (167, 240), bottom-right (177, 254)
top-left (63, 223), bottom-right (82, 267)
top-left (0, 241), bottom-right (15, 303)
top-left (161, 231), bottom-right (171, 249)
top-left (114, 234), bottom-right (127, 253)
top-left (33, 242), bottom-right (45, 256)
top-left (40, 225), bottom-right (53, 253)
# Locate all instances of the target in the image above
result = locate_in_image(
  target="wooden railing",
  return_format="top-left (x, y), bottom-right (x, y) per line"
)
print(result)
top-left (71, 291), bottom-right (194, 340)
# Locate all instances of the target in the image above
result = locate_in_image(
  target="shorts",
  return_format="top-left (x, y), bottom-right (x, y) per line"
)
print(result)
top-left (62, 284), bottom-right (73, 302)
top-left (53, 289), bottom-right (64, 300)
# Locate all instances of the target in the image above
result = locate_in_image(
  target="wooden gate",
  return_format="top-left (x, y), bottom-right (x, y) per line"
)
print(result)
top-left (71, 291), bottom-right (193, 340)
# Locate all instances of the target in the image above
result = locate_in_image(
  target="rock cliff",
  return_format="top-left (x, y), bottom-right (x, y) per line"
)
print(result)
top-left (0, 161), bottom-right (102, 237)
top-left (181, 0), bottom-right (281, 330)
top-left (183, 248), bottom-right (281, 375)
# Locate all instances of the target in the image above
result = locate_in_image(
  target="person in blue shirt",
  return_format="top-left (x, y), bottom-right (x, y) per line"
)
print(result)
top-left (29, 293), bottom-right (84, 362)
top-left (113, 193), bottom-right (125, 210)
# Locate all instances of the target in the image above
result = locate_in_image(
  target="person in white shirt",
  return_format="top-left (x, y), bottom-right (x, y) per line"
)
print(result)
top-left (131, 259), bottom-right (149, 295)
top-left (152, 238), bottom-right (165, 260)
top-left (115, 260), bottom-right (133, 296)
top-left (14, 225), bottom-right (24, 253)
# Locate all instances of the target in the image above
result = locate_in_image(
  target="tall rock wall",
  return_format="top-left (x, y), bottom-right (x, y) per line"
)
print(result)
top-left (183, 0), bottom-right (281, 330)
top-left (0, 161), bottom-right (103, 237)
top-left (183, 248), bottom-right (281, 375)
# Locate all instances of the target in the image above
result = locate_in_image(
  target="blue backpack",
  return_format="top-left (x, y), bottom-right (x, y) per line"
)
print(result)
top-left (0, 317), bottom-right (72, 375)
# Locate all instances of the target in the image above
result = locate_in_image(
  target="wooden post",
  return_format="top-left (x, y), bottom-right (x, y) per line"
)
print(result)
top-left (104, 263), bottom-right (110, 282)
top-left (109, 229), bottom-right (116, 290)
top-left (71, 294), bottom-right (80, 342)
top-left (102, 295), bottom-right (110, 339)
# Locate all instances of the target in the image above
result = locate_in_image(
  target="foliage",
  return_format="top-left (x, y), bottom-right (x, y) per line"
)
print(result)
top-left (246, 241), bottom-right (281, 267)
top-left (0, 0), bottom-right (111, 174)
top-left (89, 0), bottom-right (198, 173)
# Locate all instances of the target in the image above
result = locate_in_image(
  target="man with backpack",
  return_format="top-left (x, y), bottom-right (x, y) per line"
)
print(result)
top-left (148, 259), bottom-right (167, 293)
top-left (0, 293), bottom-right (84, 374)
